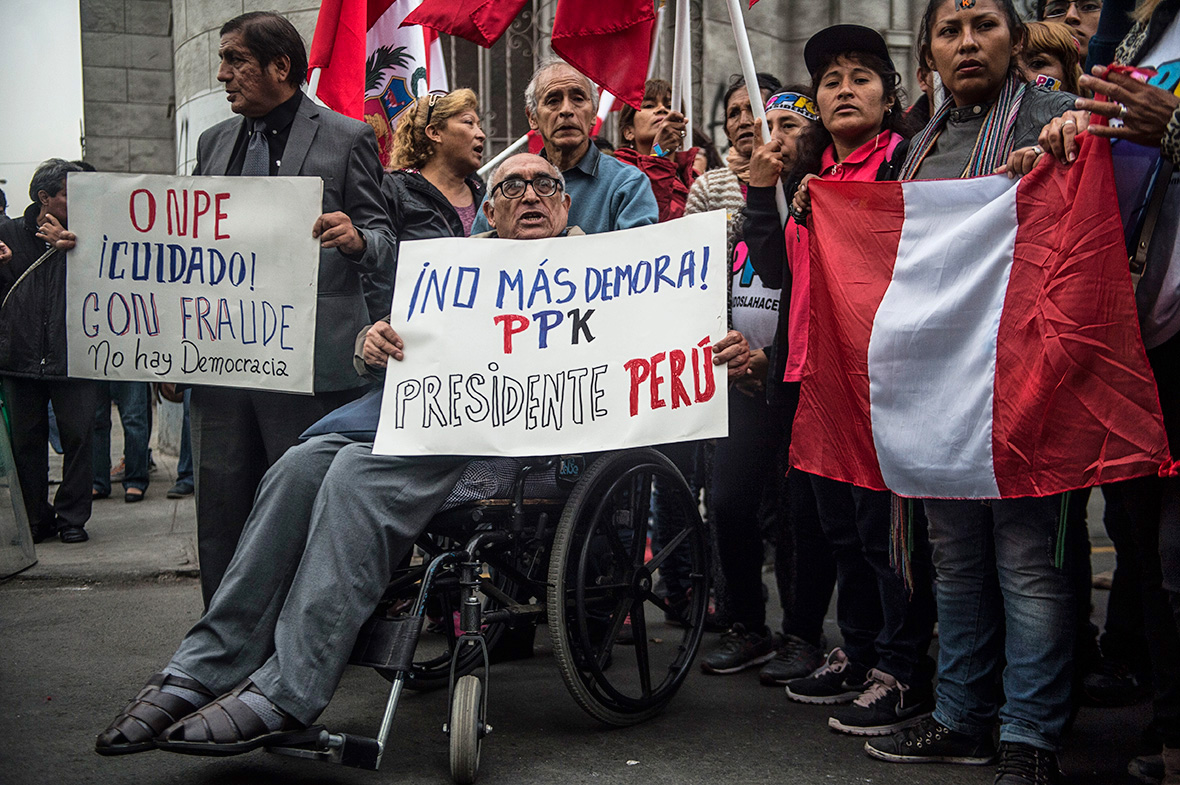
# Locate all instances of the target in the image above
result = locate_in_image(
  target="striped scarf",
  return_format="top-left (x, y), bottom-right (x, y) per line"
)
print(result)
top-left (899, 72), bottom-right (1028, 181)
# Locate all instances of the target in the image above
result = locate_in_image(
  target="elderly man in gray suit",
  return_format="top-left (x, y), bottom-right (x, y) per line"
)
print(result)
top-left (94, 153), bottom-right (752, 758)
top-left (93, 154), bottom-right (579, 757)
top-left (189, 12), bottom-right (396, 607)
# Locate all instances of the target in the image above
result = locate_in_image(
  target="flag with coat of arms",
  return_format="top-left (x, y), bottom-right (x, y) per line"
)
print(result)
top-left (309, 0), bottom-right (449, 168)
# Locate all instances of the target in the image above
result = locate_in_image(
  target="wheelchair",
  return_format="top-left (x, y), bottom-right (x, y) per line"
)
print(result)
top-left (266, 447), bottom-right (711, 783)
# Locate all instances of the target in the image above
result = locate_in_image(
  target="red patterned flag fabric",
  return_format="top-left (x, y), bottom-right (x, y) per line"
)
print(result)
top-left (309, 0), bottom-right (448, 166)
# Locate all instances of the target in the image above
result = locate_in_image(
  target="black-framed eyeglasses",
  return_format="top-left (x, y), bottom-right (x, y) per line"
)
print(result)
top-left (422, 89), bottom-right (449, 127)
top-left (1044, 0), bottom-right (1102, 17)
top-left (491, 175), bottom-right (563, 200)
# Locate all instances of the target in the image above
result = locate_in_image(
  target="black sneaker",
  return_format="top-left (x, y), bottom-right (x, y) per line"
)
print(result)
top-left (1081, 656), bottom-right (1150, 707)
top-left (994, 741), bottom-right (1063, 784)
top-left (828, 669), bottom-right (934, 736)
top-left (864, 716), bottom-right (997, 764)
top-left (700, 623), bottom-right (774, 674)
top-left (759, 634), bottom-right (825, 686)
top-left (1127, 753), bottom-right (1164, 785)
top-left (784, 647), bottom-right (870, 704)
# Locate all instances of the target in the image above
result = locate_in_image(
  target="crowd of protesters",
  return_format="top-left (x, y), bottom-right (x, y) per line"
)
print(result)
top-left (2, 1), bottom-right (1180, 783)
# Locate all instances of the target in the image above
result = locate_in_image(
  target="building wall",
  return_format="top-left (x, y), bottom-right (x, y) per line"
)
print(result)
top-left (79, 0), bottom-right (175, 174)
top-left (690, 0), bottom-right (926, 147)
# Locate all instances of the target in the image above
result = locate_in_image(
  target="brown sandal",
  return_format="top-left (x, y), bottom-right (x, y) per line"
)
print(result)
top-left (156, 681), bottom-right (318, 757)
top-left (95, 672), bottom-right (214, 755)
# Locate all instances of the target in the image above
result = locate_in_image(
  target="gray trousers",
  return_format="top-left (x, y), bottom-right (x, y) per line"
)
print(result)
top-left (190, 385), bottom-right (366, 607)
top-left (170, 433), bottom-right (469, 725)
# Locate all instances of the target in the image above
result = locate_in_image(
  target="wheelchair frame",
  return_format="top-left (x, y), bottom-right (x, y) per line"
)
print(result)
top-left (266, 447), bottom-right (711, 783)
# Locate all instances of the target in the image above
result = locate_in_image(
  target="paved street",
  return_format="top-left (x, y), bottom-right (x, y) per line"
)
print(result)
top-left (0, 443), bottom-right (1152, 784)
top-left (0, 572), bottom-right (1149, 785)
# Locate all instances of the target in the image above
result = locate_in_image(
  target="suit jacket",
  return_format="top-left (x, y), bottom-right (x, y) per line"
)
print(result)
top-left (193, 92), bottom-right (396, 392)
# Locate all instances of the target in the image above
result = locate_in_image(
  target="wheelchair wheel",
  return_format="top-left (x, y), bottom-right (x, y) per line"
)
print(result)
top-left (449, 674), bottom-right (483, 785)
top-left (547, 448), bottom-right (709, 726)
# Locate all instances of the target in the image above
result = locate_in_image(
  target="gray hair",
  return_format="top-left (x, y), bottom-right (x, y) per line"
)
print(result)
top-left (524, 58), bottom-right (599, 117)
top-left (29, 158), bottom-right (82, 203)
top-left (488, 154), bottom-right (566, 195)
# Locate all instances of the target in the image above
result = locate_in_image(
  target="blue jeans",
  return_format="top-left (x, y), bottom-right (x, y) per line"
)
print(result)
top-left (924, 496), bottom-right (1075, 752)
top-left (93, 381), bottom-right (152, 494)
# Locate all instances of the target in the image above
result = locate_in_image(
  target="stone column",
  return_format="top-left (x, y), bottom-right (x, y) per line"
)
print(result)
top-left (80, 0), bottom-right (175, 173)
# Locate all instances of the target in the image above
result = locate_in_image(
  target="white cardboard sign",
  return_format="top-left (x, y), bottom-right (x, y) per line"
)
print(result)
top-left (374, 211), bottom-right (729, 456)
top-left (66, 173), bottom-right (322, 393)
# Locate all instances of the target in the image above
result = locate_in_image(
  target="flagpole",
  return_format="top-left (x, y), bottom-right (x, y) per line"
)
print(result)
top-left (678, 10), bottom-right (694, 142)
top-left (648, 2), bottom-right (665, 80)
top-left (477, 133), bottom-right (531, 180)
top-left (723, 0), bottom-right (787, 225)
top-left (670, 0), bottom-right (687, 117)
top-left (306, 67), bottom-right (327, 108)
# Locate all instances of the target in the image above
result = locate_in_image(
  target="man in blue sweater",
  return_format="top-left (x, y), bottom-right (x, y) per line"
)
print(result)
top-left (471, 59), bottom-right (658, 235)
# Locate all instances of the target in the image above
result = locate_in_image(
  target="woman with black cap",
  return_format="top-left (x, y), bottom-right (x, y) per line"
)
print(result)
top-left (773, 24), bottom-right (939, 743)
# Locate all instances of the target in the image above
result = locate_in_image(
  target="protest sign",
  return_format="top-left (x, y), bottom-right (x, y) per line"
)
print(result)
top-left (373, 211), bottom-right (729, 457)
top-left (65, 172), bottom-right (323, 393)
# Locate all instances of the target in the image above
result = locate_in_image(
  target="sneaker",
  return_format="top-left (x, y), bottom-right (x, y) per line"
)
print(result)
top-left (864, 716), bottom-right (997, 764)
top-left (1081, 656), bottom-right (1150, 707)
top-left (994, 741), bottom-right (1063, 784)
top-left (1128, 753), bottom-right (1164, 785)
top-left (785, 647), bottom-right (870, 704)
top-left (759, 634), bottom-right (825, 686)
top-left (828, 669), bottom-right (934, 736)
top-left (700, 623), bottom-right (775, 675)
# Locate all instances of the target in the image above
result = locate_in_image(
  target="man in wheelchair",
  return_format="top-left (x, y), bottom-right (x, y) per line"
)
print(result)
top-left (96, 153), bottom-right (750, 758)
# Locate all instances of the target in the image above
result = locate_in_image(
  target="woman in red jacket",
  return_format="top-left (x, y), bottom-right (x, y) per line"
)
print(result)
top-left (614, 78), bottom-right (699, 222)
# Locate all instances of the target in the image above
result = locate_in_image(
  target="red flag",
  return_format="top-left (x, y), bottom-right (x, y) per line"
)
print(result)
top-left (551, 0), bottom-right (655, 109)
top-left (790, 136), bottom-right (1170, 498)
top-left (309, 0), bottom-right (449, 166)
top-left (308, 0), bottom-right (371, 119)
top-left (401, 0), bottom-right (528, 47)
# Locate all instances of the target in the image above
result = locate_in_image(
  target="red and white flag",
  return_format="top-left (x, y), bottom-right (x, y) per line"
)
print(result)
top-left (790, 135), bottom-right (1170, 499)
top-left (309, 0), bottom-right (448, 167)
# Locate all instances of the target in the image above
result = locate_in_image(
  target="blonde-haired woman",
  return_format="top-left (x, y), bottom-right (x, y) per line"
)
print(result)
top-left (385, 88), bottom-right (486, 239)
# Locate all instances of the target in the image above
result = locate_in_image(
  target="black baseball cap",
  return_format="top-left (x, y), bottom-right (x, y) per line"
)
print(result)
top-left (804, 24), bottom-right (895, 77)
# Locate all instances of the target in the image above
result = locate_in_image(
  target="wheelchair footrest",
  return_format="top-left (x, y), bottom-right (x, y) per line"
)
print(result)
top-left (267, 729), bottom-right (380, 770)
top-left (349, 614), bottom-right (424, 672)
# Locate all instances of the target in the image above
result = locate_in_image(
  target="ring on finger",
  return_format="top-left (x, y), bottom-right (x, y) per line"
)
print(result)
top-left (1118, 103), bottom-right (1129, 121)
top-left (1062, 118), bottom-right (1076, 127)
top-left (1031, 145), bottom-right (1043, 155)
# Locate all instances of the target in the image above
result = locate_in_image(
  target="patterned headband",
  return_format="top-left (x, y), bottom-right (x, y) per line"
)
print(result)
top-left (765, 92), bottom-right (820, 122)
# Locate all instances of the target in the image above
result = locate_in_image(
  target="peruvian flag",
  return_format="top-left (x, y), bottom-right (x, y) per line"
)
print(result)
top-left (309, 0), bottom-right (448, 166)
top-left (790, 135), bottom-right (1170, 499)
